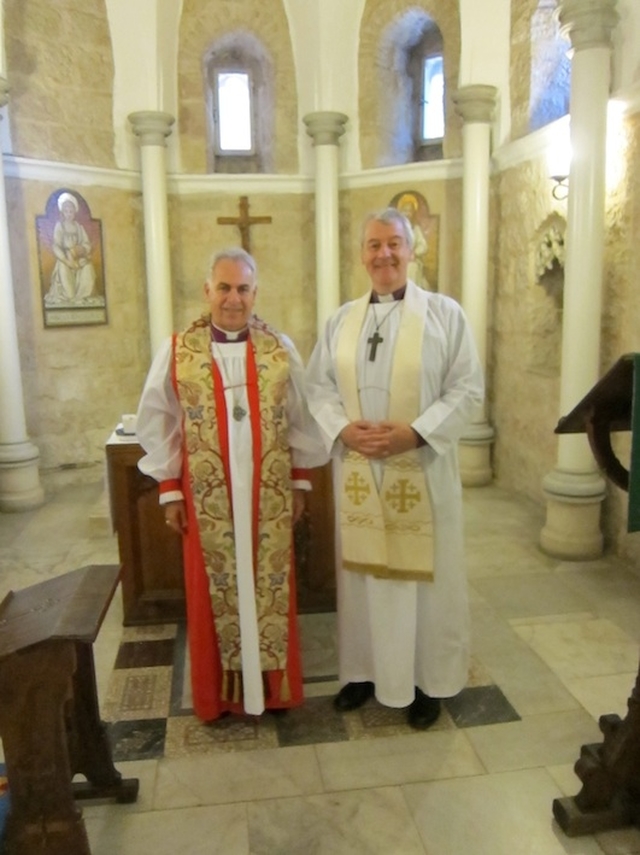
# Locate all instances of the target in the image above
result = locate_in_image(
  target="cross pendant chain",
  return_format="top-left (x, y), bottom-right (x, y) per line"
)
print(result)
top-left (210, 336), bottom-right (248, 422)
top-left (367, 330), bottom-right (384, 361)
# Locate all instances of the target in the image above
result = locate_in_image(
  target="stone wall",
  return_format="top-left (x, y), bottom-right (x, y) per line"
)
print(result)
top-left (489, 157), bottom-right (563, 503)
top-left (4, 0), bottom-right (640, 568)
top-left (489, 109), bottom-right (640, 561)
top-left (168, 191), bottom-right (317, 360)
top-left (599, 110), bottom-right (640, 562)
top-left (178, 0), bottom-right (298, 174)
top-left (10, 179), bottom-right (147, 490)
top-left (5, 0), bottom-right (115, 168)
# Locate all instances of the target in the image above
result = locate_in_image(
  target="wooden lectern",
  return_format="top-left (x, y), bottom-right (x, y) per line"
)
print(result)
top-left (552, 353), bottom-right (640, 835)
top-left (0, 565), bottom-right (139, 855)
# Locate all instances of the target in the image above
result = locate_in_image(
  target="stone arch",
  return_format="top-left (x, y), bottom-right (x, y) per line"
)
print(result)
top-left (359, 0), bottom-right (461, 169)
top-left (178, 0), bottom-right (297, 174)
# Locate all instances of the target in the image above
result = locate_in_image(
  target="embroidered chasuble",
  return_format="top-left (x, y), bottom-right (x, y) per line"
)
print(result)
top-left (173, 314), bottom-right (293, 705)
top-left (335, 289), bottom-right (434, 582)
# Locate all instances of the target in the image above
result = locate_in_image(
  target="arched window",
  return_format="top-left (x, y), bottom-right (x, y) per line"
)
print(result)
top-left (378, 10), bottom-right (445, 166)
top-left (204, 32), bottom-right (274, 173)
top-left (529, 0), bottom-right (571, 132)
top-left (408, 22), bottom-right (445, 161)
top-left (214, 70), bottom-right (254, 154)
top-left (422, 55), bottom-right (445, 141)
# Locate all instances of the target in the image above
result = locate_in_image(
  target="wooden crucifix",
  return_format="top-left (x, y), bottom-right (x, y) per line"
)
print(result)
top-left (217, 195), bottom-right (272, 253)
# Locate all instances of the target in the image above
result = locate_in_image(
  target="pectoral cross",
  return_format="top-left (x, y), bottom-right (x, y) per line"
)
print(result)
top-left (217, 196), bottom-right (272, 253)
top-left (367, 330), bottom-right (383, 361)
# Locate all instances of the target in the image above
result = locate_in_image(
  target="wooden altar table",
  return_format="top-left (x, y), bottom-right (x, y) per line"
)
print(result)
top-left (105, 431), bottom-right (336, 626)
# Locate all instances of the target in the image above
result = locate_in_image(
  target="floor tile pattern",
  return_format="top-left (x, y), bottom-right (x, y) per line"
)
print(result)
top-left (104, 621), bottom-right (521, 761)
top-left (3, 481), bottom-right (640, 853)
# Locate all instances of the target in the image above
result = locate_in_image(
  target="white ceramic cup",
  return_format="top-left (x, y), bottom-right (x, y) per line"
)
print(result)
top-left (121, 413), bottom-right (137, 435)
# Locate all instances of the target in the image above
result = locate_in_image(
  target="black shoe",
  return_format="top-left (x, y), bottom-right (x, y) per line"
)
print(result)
top-left (408, 688), bottom-right (441, 730)
top-left (333, 681), bottom-right (375, 712)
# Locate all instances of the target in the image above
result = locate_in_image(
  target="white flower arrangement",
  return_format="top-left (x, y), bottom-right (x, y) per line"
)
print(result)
top-left (535, 224), bottom-right (565, 281)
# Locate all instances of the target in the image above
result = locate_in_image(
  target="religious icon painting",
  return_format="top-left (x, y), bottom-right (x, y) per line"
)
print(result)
top-left (389, 189), bottom-right (440, 291)
top-left (36, 189), bottom-right (107, 327)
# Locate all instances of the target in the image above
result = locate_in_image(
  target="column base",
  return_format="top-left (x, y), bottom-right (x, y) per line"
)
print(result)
top-left (0, 441), bottom-right (45, 512)
top-left (459, 422), bottom-right (494, 487)
top-left (540, 468), bottom-right (606, 559)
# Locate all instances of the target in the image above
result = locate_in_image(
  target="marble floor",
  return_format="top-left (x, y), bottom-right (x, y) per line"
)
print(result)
top-left (2, 480), bottom-right (640, 854)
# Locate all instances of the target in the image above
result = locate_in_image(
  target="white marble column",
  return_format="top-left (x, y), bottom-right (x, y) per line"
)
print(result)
top-left (0, 78), bottom-right (45, 512)
top-left (453, 85), bottom-right (498, 487)
top-left (129, 111), bottom-right (175, 355)
top-left (303, 111), bottom-right (348, 337)
top-left (540, 0), bottom-right (618, 559)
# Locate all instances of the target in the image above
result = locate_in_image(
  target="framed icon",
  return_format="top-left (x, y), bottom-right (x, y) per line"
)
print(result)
top-left (389, 189), bottom-right (439, 291)
top-left (36, 189), bottom-right (107, 327)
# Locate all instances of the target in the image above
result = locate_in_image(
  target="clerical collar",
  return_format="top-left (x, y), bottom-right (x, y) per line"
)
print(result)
top-left (210, 323), bottom-right (250, 343)
top-left (370, 285), bottom-right (406, 303)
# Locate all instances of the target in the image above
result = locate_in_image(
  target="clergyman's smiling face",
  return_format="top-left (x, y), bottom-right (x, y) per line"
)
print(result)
top-left (204, 258), bottom-right (257, 331)
top-left (361, 219), bottom-right (412, 295)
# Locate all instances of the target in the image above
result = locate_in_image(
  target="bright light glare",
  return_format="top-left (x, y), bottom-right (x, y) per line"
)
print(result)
top-left (422, 56), bottom-right (444, 140)
top-left (217, 72), bottom-right (252, 152)
top-left (545, 115), bottom-right (572, 179)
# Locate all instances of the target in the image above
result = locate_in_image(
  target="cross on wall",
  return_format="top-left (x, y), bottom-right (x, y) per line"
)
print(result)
top-left (217, 196), bottom-right (272, 253)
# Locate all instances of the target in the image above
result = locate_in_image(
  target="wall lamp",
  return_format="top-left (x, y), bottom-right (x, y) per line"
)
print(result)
top-left (550, 174), bottom-right (569, 201)
top-left (546, 117), bottom-right (572, 202)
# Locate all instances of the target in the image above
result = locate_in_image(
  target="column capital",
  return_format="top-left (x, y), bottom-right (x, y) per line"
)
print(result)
top-left (452, 85), bottom-right (498, 124)
top-left (303, 111), bottom-right (348, 146)
top-left (557, 0), bottom-right (619, 52)
top-left (0, 76), bottom-right (9, 109)
top-left (128, 111), bottom-right (175, 146)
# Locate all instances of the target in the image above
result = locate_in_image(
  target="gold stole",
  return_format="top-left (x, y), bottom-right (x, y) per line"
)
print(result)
top-left (335, 287), bottom-right (434, 582)
top-left (174, 315), bottom-right (293, 700)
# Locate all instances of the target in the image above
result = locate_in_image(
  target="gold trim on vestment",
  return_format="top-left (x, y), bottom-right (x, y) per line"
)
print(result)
top-left (335, 285), bottom-right (434, 581)
top-left (175, 314), bottom-right (293, 700)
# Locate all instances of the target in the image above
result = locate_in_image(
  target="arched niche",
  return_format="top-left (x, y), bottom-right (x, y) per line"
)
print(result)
top-left (358, 0), bottom-right (461, 169)
top-left (527, 212), bottom-right (566, 374)
top-left (178, 0), bottom-right (297, 174)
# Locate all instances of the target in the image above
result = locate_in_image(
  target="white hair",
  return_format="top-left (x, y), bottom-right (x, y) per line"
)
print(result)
top-left (57, 192), bottom-right (79, 212)
top-left (208, 247), bottom-right (257, 287)
top-left (360, 207), bottom-right (414, 251)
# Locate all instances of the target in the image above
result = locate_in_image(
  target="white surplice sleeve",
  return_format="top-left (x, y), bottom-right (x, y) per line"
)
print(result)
top-left (136, 333), bottom-right (328, 499)
top-left (281, 334), bottom-right (331, 472)
top-left (410, 295), bottom-right (485, 457)
top-left (135, 337), bottom-right (185, 502)
top-left (305, 306), bottom-right (352, 455)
